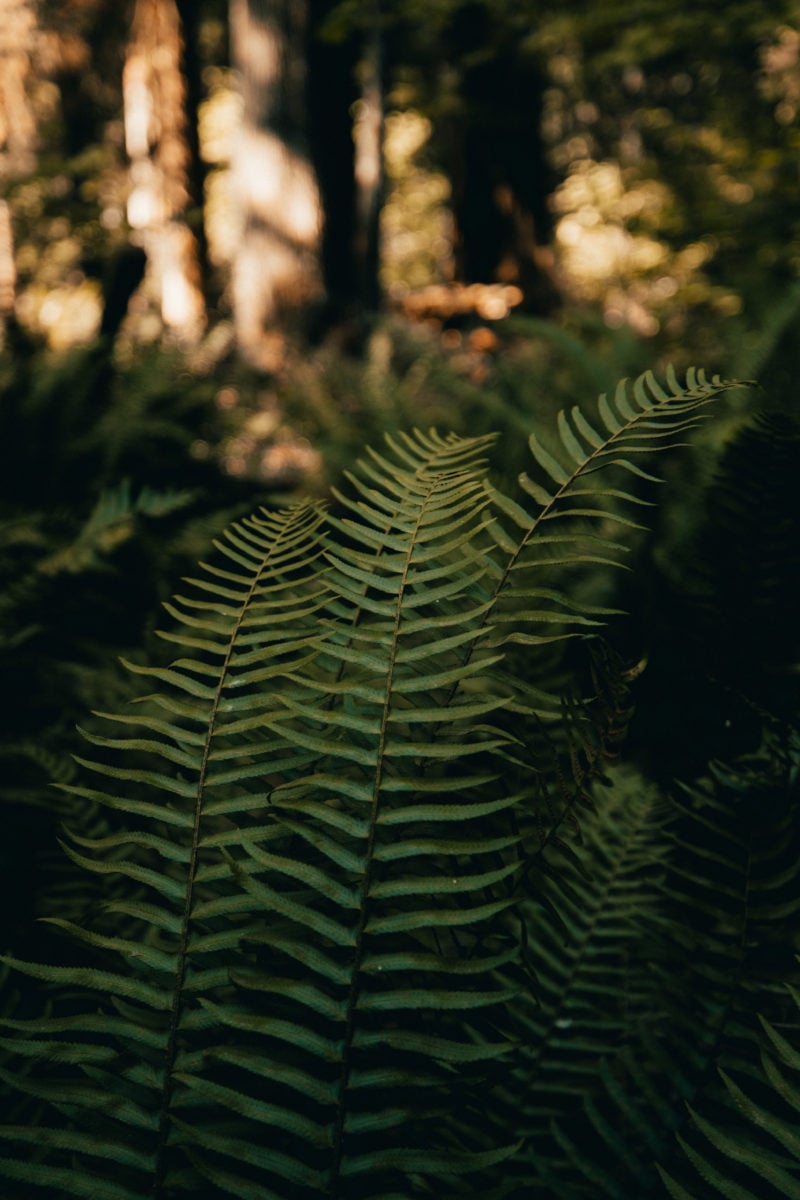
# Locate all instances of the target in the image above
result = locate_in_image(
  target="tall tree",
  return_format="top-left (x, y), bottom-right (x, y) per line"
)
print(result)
top-left (307, 1), bottom-right (386, 338)
top-left (229, 0), bottom-right (324, 369)
top-left (441, 2), bottom-right (560, 314)
top-left (123, 0), bottom-right (206, 342)
top-left (0, 0), bottom-right (37, 327)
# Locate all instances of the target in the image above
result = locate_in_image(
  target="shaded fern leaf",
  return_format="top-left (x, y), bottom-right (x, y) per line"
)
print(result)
top-left (486, 366), bottom-right (750, 656)
top-left (478, 368), bottom-right (752, 995)
top-left (658, 971), bottom-right (800, 1200)
top-left (196, 429), bottom-right (529, 1198)
top-left (653, 745), bottom-right (800, 1200)
top-left (0, 370), bottom-right (762, 1200)
top-left (38, 478), bottom-right (197, 576)
top-left (499, 768), bottom-right (673, 1198)
top-left (0, 500), bottom-right (334, 1198)
top-left (522, 730), bottom-right (800, 1200)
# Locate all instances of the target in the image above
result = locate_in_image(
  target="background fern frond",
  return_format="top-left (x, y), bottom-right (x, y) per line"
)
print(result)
top-left (658, 968), bottom-right (800, 1200)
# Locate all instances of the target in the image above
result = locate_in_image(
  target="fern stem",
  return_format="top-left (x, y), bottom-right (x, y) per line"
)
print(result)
top-left (152, 511), bottom-right (310, 1197)
top-left (327, 474), bottom-right (441, 1198)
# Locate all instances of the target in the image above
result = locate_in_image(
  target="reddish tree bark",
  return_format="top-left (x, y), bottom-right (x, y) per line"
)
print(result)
top-left (229, 0), bottom-right (324, 368)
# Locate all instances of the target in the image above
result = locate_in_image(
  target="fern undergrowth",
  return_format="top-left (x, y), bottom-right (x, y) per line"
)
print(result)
top-left (1, 367), bottom-right (798, 1200)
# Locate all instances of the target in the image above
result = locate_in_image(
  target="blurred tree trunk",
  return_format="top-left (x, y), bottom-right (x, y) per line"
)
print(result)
top-left (444, 5), bottom-right (560, 315)
top-left (307, 4), bottom-right (358, 333)
top-left (307, 2), bottom-right (384, 344)
top-left (0, 0), bottom-right (37, 328)
top-left (174, 0), bottom-right (213, 303)
top-left (352, 5), bottom-right (384, 318)
top-left (229, 0), bottom-right (324, 370)
top-left (123, 0), bottom-right (206, 342)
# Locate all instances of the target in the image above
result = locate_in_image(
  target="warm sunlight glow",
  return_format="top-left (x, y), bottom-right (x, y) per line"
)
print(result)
top-left (123, 55), bottom-right (152, 159)
top-left (229, 1), bottom-right (279, 89)
top-left (550, 159), bottom-right (738, 335)
top-left (159, 224), bottom-right (205, 337)
top-left (19, 279), bottom-right (102, 349)
top-left (231, 127), bottom-right (321, 247)
top-left (0, 200), bottom-right (16, 312)
top-left (229, 128), bottom-right (324, 365)
top-left (381, 111), bottom-right (452, 295)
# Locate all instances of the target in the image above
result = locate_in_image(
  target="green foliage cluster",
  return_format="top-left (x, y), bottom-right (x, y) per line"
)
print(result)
top-left (0, 331), bottom-right (269, 949)
top-left (1, 367), bottom-right (798, 1199)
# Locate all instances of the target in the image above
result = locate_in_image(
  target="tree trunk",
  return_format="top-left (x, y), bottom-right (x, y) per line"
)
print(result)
top-left (307, 2), bottom-right (384, 346)
top-left (174, 0), bottom-right (213, 303)
top-left (123, 0), bottom-right (206, 342)
top-left (443, 5), bottom-right (560, 315)
top-left (0, 0), bottom-right (37, 330)
top-left (229, 0), bottom-right (324, 370)
top-left (0, 0), bottom-right (37, 177)
top-left (352, 5), bottom-right (385, 317)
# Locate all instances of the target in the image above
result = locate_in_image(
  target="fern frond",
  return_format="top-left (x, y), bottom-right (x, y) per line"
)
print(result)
top-left (0, 499), bottom-right (333, 1198)
top-left (486, 368), bottom-right (748, 647)
top-left (197, 429), bottom-right (528, 1197)
top-left (498, 767), bottom-right (673, 1196)
top-left (658, 969), bottom-right (800, 1200)
top-left (38, 479), bottom-right (197, 576)
top-left (537, 732), bottom-right (800, 1200)
top-left (653, 745), bottom-right (800, 1200)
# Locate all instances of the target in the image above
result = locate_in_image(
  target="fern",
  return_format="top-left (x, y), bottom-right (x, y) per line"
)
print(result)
top-left (509, 718), bottom-right (799, 1200)
top-left (0, 368), bottom-right (764, 1199)
top-left (36, 480), bottom-right (198, 577)
top-left (652, 733), bottom-right (800, 1200)
top-left (658, 996), bottom-right (800, 1200)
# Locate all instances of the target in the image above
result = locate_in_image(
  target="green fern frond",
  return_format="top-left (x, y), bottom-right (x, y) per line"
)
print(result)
top-left (486, 367), bottom-right (748, 652)
top-left (658, 968), bottom-right (800, 1200)
top-left (477, 368), bottom-right (750, 943)
top-left (0, 498), bottom-right (333, 1198)
top-left (555, 730), bottom-right (799, 1200)
top-left (652, 743), bottom-right (800, 1200)
top-left (38, 479), bottom-right (197, 576)
top-left (498, 767), bottom-right (672, 1196)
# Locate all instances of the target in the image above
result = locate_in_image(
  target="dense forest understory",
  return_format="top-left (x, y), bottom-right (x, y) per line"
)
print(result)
top-left (1, 2), bottom-right (800, 1198)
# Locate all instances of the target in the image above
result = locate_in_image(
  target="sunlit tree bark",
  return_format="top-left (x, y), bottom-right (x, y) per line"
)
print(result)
top-left (0, 0), bottom-right (37, 325)
top-left (352, 5), bottom-right (384, 316)
top-left (123, 0), bottom-right (206, 342)
top-left (229, 0), bottom-right (324, 369)
top-left (0, 0), bottom-right (37, 176)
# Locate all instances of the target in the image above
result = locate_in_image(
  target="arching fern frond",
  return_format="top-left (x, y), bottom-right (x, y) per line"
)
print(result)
top-left (478, 368), bottom-right (749, 951)
top-left (529, 730), bottom-right (800, 1200)
top-left (486, 367), bottom-right (747, 656)
top-left (505, 767), bottom-right (672, 1197)
top-left (0, 498), bottom-right (335, 1198)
